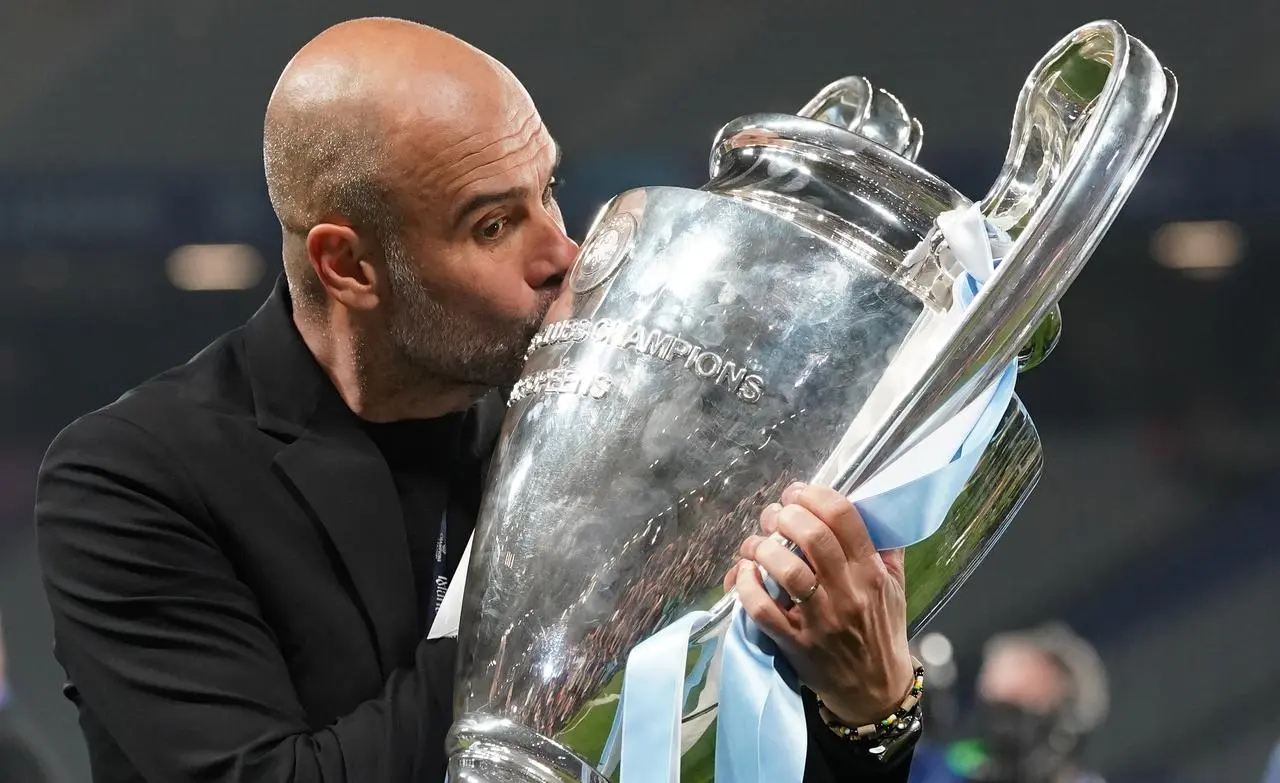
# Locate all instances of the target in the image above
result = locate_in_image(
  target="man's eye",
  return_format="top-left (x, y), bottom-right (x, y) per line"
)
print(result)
top-left (543, 176), bottom-right (564, 203)
top-left (479, 217), bottom-right (509, 240)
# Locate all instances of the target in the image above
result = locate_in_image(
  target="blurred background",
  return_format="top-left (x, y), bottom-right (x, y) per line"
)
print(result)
top-left (0, 1), bottom-right (1275, 781)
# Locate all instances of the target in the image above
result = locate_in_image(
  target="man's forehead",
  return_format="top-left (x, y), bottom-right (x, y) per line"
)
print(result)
top-left (379, 70), bottom-right (555, 212)
top-left (439, 122), bottom-right (557, 198)
top-left (985, 643), bottom-right (1063, 679)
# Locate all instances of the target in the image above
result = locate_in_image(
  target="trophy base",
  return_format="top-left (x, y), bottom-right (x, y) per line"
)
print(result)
top-left (447, 716), bottom-right (609, 783)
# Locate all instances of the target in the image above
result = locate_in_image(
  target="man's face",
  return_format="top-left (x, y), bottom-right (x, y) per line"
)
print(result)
top-left (977, 643), bottom-right (1067, 715)
top-left (375, 82), bottom-right (576, 389)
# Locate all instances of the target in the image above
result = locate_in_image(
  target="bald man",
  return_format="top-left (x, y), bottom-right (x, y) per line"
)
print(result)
top-left (35, 17), bottom-right (918, 783)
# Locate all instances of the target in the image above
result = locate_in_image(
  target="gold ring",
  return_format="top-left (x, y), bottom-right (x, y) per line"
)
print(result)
top-left (791, 582), bottom-right (819, 605)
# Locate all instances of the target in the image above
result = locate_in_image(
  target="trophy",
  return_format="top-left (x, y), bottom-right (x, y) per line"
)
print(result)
top-left (446, 20), bottom-right (1176, 782)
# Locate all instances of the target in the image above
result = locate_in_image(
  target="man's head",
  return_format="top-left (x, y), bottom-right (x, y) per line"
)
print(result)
top-left (967, 624), bottom-right (1109, 782)
top-left (976, 624), bottom-right (1108, 730)
top-left (977, 639), bottom-right (1070, 716)
top-left (264, 18), bottom-right (576, 400)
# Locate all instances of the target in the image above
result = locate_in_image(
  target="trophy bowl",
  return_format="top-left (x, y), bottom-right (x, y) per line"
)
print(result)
top-left (446, 20), bottom-right (1176, 783)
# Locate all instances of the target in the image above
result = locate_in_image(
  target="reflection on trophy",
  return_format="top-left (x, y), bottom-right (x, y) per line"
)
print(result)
top-left (447, 20), bottom-right (1177, 783)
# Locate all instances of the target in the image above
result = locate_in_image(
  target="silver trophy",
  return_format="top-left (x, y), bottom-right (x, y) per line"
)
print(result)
top-left (447, 20), bottom-right (1176, 782)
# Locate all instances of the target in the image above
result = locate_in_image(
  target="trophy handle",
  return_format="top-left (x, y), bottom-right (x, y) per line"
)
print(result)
top-left (796, 75), bottom-right (1058, 372)
top-left (798, 75), bottom-right (924, 161)
top-left (844, 20), bottom-right (1177, 483)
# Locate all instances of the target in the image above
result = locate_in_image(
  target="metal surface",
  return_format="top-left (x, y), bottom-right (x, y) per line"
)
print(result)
top-left (446, 20), bottom-right (1176, 783)
top-left (798, 75), bottom-right (923, 159)
top-left (1017, 305), bottom-right (1063, 373)
top-left (829, 20), bottom-right (1178, 485)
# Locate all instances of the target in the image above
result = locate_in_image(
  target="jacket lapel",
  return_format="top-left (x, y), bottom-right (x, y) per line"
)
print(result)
top-left (243, 278), bottom-right (418, 674)
top-left (273, 433), bottom-right (419, 673)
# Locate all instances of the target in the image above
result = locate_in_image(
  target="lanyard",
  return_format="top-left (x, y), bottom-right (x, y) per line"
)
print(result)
top-left (430, 505), bottom-right (450, 616)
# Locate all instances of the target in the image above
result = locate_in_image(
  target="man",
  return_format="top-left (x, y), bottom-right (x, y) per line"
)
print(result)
top-left (910, 624), bottom-right (1109, 783)
top-left (0, 616), bottom-right (55, 782)
top-left (35, 17), bottom-right (919, 782)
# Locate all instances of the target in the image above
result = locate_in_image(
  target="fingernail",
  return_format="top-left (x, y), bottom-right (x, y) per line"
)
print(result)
top-left (782, 481), bottom-right (806, 504)
top-left (761, 502), bottom-right (782, 532)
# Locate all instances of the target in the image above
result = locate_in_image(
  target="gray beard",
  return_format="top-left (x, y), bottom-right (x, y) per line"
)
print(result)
top-left (380, 252), bottom-right (544, 391)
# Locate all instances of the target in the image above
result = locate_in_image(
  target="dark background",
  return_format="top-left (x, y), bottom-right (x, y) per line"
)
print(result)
top-left (0, 2), bottom-right (1275, 781)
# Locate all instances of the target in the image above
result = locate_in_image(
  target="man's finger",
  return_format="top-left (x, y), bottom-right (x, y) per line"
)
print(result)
top-left (739, 534), bottom-right (767, 561)
top-left (788, 484), bottom-right (877, 565)
top-left (760, 502), bottom-right (782, 534)
top-left (736, 559), bottom-right (795, 641)
top-left (879, 548), bottom-right (906, 590)
top-left (771, 503), bottom-right (849, 582)
top-left (753, 536), bottom-right (819, 606)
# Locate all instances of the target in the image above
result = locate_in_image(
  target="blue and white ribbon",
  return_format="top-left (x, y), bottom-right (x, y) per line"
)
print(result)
top-left (617, 205), bottom-right (1020, 783)
top-left (617, 610), bottom-right (714, 781)
top-left (713, 609), bottom-right (806, 783)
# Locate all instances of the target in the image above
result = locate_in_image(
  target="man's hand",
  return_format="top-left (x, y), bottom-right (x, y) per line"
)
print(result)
top-left (724, 482), bottom-right (914, 726)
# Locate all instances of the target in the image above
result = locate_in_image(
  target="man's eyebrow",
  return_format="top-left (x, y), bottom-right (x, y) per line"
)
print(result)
top-left (451, 187), bottom-right (527, 231)
top-left (450, 142), bottom-right (562, 231)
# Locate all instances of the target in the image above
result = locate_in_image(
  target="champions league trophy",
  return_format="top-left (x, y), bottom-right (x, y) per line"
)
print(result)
top-left (445, 20), bottom-right (1176, 783)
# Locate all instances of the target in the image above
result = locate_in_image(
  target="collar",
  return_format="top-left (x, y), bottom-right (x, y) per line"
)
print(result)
top-left (243, 275), bottom-right (358, 440)
top-left (242, 274), bottom-right (506, 457)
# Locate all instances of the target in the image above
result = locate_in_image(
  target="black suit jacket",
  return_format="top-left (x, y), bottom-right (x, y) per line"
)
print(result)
top-left (35, 279), bottom-right (914, 782)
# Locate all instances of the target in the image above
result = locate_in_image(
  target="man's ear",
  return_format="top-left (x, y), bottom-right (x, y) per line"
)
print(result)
top-left (306, 222), bottom-right (381, 311)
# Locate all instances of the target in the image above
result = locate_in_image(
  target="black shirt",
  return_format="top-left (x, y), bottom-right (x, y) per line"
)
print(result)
top-left (363, 411), bottom-right (487, 636)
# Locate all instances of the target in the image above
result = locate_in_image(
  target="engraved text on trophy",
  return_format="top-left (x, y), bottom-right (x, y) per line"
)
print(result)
top-left (517, 316), bottom-right (765, 405)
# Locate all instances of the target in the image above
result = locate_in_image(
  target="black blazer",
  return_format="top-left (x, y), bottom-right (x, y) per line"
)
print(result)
top-left (35, 279), bottom-right (914, 782)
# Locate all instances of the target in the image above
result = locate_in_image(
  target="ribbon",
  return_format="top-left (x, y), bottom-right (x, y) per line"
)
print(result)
top-left (618, 610), bottom-right (713, 783)
top-left (854, 203), bottom-right (1016, 549)
top-left (713, 610), bottom-right (806, 783)
top-left (617, 204), bottom-right (1021, 783)
top-left (854, 360), bottom-right (1016, 550)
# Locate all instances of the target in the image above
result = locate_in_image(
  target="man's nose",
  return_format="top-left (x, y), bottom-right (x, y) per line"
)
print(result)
top-left (531, 218), bottom-right (579, 288)
top-left (550, 229), bottom-right (579, 279)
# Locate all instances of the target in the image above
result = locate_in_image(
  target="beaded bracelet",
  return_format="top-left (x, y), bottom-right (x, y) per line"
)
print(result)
top-left (816, 657), bottom-right (925, 743)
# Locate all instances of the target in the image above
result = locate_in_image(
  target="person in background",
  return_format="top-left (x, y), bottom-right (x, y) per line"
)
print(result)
top-left (910, 623), bottom-right (1109, 783)
top-left (0, 615), bottom-right (55, 783)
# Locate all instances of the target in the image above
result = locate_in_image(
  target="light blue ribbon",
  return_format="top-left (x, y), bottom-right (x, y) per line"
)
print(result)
top-left (714, 610), bottom-right (805, 783)
top-left (602, 625), bottom-right (722, 774)
top-left (858, 360), bottom-right (1017, 550)
top-left (619, 610), bottom-right (713, 782)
